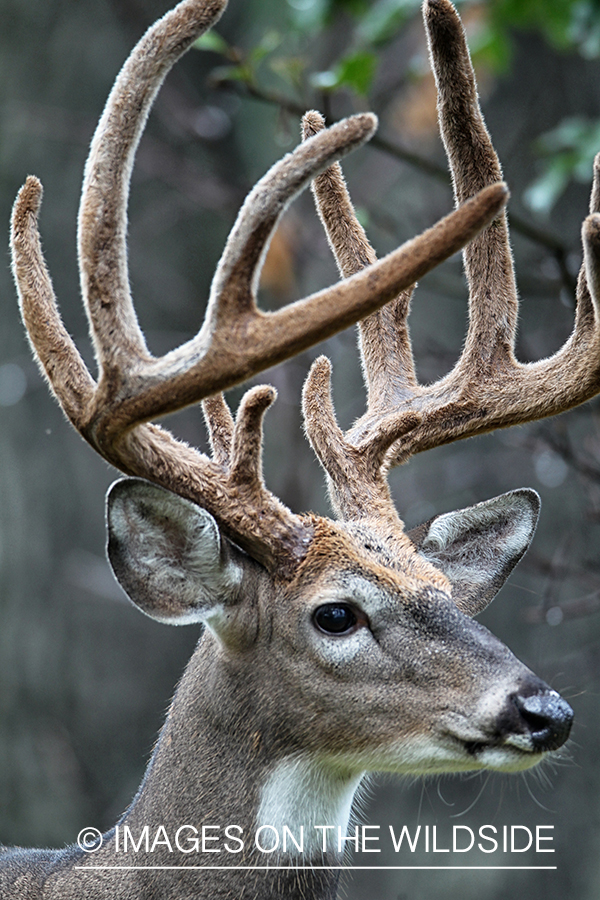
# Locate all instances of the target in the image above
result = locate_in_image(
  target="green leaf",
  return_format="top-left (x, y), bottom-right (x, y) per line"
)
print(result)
top-left (488, 0), bottom-right (600, 59)
top-left (467, 23), bottom-right (512, 71)
top-left (332, 0), bottom-right (369, 14)
top-left (193, 31), bottom-right (230, 55)
top-left (337, 50), bottom-right (377, 95)
top-left (569, 0), bottom-right (600, 59)
top-left (311, 50), bottom-right (377, 96)
top-left (209, 64), bottom-right (253, 85)
top-left (524, 157), bottom-right (575, 215)
top-left (524, 116), bottom-right (600, 213)
top-left (491, 0), bottom-right (573, 49)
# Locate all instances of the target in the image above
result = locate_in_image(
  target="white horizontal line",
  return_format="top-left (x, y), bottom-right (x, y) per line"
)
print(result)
top-left (74, 865), bottom-right (557, 871)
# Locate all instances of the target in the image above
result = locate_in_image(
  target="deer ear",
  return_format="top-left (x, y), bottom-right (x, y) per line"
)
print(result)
top-left (106, 479), bottom-right (242, 626)
top-left (409, 489), bottom-right (540, 617)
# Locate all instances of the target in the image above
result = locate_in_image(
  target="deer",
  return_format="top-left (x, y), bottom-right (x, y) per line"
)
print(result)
top-left (3, 0), bottom-right (599, 896)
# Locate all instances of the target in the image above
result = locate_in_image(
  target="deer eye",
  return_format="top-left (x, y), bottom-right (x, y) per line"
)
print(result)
top-left (313, 603), bottom-right (358, 635)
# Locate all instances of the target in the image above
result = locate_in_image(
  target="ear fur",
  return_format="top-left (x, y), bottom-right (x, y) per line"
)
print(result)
top-left (106, 478), bottom-right (242, 625)
top-left (408, 489), bottom-right (540, 617)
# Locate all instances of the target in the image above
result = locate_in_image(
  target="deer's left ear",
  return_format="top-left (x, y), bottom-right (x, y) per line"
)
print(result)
top-left (409, 489), bottom-right (540, 617)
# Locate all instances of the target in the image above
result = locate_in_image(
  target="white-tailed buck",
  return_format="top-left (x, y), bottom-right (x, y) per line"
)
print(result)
top-left (3, 0), bottom-right (599, 896)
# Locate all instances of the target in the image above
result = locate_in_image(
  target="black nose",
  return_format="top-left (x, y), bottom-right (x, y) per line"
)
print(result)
top-left (514, 691), bottom-right (573, 752)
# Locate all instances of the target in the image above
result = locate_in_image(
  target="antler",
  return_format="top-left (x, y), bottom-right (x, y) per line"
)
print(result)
top-left (303, 0), bottom-right (600, 527)
top-left (10, 0), bottom-right (508, 573)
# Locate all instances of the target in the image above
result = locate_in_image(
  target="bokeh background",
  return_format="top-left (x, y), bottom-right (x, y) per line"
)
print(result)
top-left (1, 0), bottom-right (600, 897)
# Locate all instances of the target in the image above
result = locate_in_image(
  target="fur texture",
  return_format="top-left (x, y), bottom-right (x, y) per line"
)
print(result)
top-left (2, 2), bottom-right (586, 899)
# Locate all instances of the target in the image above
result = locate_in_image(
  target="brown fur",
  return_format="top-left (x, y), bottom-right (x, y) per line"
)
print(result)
top-left (2, 2), bottom-right (585, 899)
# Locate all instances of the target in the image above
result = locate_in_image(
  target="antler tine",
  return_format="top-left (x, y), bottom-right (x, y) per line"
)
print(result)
top-left (303, 357), bottom-right (421, 527)
top-left (302, 111), bottom-right (419, 409)
top-left (11, 178), bottom-right (96, 429)
top-left (202, 394), bottom-right (234, 467)
top-left (217, 385), bottom-right (309, 551)
top-left (207, 115), bottom-right (376, 320)
top-left (300, 111), bottom-right (422, 526)
top-left (572, 154), bottom-right (600, 335)
top-left (423, 0), bottom-right (519, 379)
top-left (79, 0), bottom-right (229, 374)
top-left (302, 111), bottom-right (379, 276)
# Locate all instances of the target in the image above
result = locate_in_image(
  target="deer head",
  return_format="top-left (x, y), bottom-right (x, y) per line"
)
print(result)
top-left (6, 0), bottom-right (596, 896)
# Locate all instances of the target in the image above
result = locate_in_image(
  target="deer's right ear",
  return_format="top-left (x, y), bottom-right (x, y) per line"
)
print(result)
top-left (106, 479), bottom-right (242, 626)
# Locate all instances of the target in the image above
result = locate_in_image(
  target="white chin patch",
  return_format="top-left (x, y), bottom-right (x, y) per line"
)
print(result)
top-left (475, 743), bottom-right (541, 773)
top-left (354, 732), bottom-right (541, 777)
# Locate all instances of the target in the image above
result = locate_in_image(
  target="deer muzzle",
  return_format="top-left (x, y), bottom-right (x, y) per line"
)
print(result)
top-left (512, 689), bottom-right (573, 753)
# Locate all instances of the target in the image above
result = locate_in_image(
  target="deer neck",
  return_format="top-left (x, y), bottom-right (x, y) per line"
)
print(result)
top-left (117, 631), bottom-right (360, 897)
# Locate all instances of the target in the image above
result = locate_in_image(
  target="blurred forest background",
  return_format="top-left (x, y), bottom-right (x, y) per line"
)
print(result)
top-left (1, 0), bottom-right (600, 898)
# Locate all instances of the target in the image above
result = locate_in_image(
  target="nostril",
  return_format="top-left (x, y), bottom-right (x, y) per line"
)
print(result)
top-left (514, 691), bottom-right (574, 752)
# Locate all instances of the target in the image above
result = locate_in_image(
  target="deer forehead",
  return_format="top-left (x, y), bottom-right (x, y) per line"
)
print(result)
top-left (286, 518), bottom-right (452, 612)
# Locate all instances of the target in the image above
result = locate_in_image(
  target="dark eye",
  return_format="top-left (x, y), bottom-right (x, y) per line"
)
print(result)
top-left (313, 603), bottom-right (358, 635)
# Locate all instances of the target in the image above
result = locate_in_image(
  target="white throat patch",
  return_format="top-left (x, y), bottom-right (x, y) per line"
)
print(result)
top-left (257, 755), bottom-right (364, 860)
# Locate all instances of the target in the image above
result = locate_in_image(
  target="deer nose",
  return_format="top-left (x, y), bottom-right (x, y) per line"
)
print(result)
top-left (514, 691), bottom-right (573, 752)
